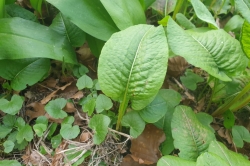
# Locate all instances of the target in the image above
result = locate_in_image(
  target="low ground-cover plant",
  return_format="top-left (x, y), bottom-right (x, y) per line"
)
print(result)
top-left (0, 0), bottom-right (250, 165)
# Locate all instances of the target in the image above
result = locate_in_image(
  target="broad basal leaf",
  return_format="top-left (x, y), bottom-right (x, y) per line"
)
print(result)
top-left (100, 0), bottom-right (146, 30)
top-left (167, 18), bottom-right (248, 81)
top-left (98, 24), bottom-right (168, 110)
top-left (235, 0), bottom-right (250, 23)
top-left (0, 95), bottom-right (24, 115)
top-left (0, 18), bottom-right (77, 64)
top-left (89, 114), bottom-right (110, 145)
top-left (0, 58), bottom-right (50, 90)
top-left (241, 21), bottom-right (250, 58)
top-left (176, 13), bottom-right (195, 29)
top-left (208, 141), bottom-right (250, 165)
top-left (190, 0), bottom-right (218, 28)
top-left (16, 124), bottom-right (34, 143)
top-left (171, 105), bottom-right (215, 161)
top-left (60, 124), bottom-right (80, 140)
top-left (224, 15), bottom-right (244, 32)
top-left (76, 75), bottom-right (93, 90)
top-left (3, 140), bottom-right (15, 153)
top-left (157, 155), bottom-right (196, 166)
top-left (139, 89), bottom-right (181, 123)
top-left (46, 0), bottom-right (119, 41)
top-left (50, 12), bottom-right (86, 47)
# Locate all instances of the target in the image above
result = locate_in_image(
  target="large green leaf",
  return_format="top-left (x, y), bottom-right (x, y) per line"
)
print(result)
top-left (157, 155), bottom-right (196, 166)
top-left (0, 17), bottom-right (77, 64)
top-left (100, 0), bottom-right (146, 30)
top-left (167, 18), bottom-right (248, 81)
top-left (50, 12), bottom-right (86, 47)
top-left (241, 21), bottom-right (250, 59)
top-left (208, 141), bottom-right (250, 165)
top-left (235, 0), bottom-right (250, 23)
top-left (190, 0), bottom-right (218, 28)
top-left (98, 24), bottom-right (168, 110)
top-left (171, 105), bottom-right (215, 161)
top-left (0, 58), bottom-right (50, 90)
top-left (196, 152), bottom-right (229, 166)
top-left (46, 0), bottom-right (119, 41)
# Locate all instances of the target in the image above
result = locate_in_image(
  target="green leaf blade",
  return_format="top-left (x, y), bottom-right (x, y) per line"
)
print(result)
top-left (0, 18), bottom-right (77, 64)
top-left (98, 24), bottom-right (169, 110)
top-left (0, 95), bottom-right (24, 115)
top-left (157, 155), bottom-right (196, 166)
top-left (95, 94), bottom-right (113, 113)
top-left (167, 18), bottom-right (248, 81)
top-left (171, 105), bottom-right (215, 161)
top-left (46, 0), bottom-right (119, 41)
top-left (235, 0), bottom-right (250, 23)
top-left (89, 114), bottom-right (110, 145)
top-left (45, 98), bottom-right (68, 119)
top-left (240, 21), bottom-right (250, 59)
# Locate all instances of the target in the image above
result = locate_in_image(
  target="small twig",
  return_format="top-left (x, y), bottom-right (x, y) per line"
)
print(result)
top-left (108, 128), bottom-right (132, 139)
top-left (172, 77), bottom-right (194, 100)
top-left (34, 150), bottom-right (51, 165)
top-left (56, 142), bottom-right (94, 154)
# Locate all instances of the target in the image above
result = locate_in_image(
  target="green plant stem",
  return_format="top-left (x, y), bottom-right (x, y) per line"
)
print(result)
top-left (172, 0), bottom-right (185, 20)
top-left (212, 81), bottom-right (250, 116)
top-left (116, 98), bottom-right (129, 130)
top-left (230, 96), bottom-right (250, 112)
top-left (0, 0), bottom-right (5, 18)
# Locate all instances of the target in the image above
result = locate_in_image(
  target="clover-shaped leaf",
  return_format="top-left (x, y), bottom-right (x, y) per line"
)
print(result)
top-left (60, 124), bottom-right (80, 140)
top-left (95, 94), bottom-right (113, 113)
top-left (180, 69), bottom-right (204, 90)
top-left (76, 74), bottom-right (93, 90)
top-left (0, 95), bottom-right (24, 115)
top-left (45, 98), bottom-right (68, 119)
top-left (3, 140), bottom-right (15, 153)
top-left (16, 124), bottom-right (33, 143)
top-left (33, 124), bottom-right (47, 137)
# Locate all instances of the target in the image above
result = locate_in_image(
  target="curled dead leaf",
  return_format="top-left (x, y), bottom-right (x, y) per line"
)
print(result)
top-left (26, 102), bottom-right (46, 121)
top-left (167, 56), bottom-right (189, 78)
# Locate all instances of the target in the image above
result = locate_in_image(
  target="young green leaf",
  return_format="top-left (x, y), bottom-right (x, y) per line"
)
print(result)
top-left (121, 111), bottom-right (145, 138)
top-left (3, 114), bottom-right (16, 127)
top-left (62, 116), bottom-right (75, 125)
top-left (171, 105), bottom-right (215, 161)
top-left (190, 0), bottom-right (218, 28)
top-left (47, 123), bottom-right (58, 139)
top-left (100, 0), bottom-right (146, 30)
top-left (223, 110), bottom-right (235, 129)
top-left (0, 18), bottom-right (77, 64)
top-left (95, 94), bottom-right (113, 113)
top-left (167, 18), bottom-right (248, 81)
top-left (83, 98), bottom-right (96, 116)
top-left (0, 125), bottom-right (12, 139)
top-left (60, 124), bottom-right (80, 140)
top-left (224, 15), bottom-right (244, 32)
top-left (0, 160), bottom-right (21, 166)
top-left (15, 117), bottom-right (25, 129)
top-left (50, 12), bottom-right (86, 47)
top-left (240, 21), bottom-right (250, 58)
top-left (46, 0), bottom-right (119, 41)
top-left (157, 155), bottom-right (196, 166)
top-left (36, 116), bottom-right (48, 125)
top-left (30, 0), bottom-right (43, 15)
top-left (139, 89), bottom-right (181, 123)
top-left (76, 75), bottom-right (93, 90)
top-left (98, 24), bottom-right (168, 110)
top-left (0, 95), bottom-right (23, 115)
top-left (51, 134), bottom-right (62, 148)
top-left (176, 13), bottom-right (195, 29)
top-left (16, 124), bottom-right (34, 143)
top-left (235, 0), bottom-right (250, 23)
top-left (232, 125), bottom-right (250, 148)
top-left (180, 69), bottom-right (204, 90)
top-left (45, 98), bottom-right (68, 119)
top-left (33, 124), bottom-right (47, 137)
top-left (73, 64), bottom-right (89, 78)
top-left (89, 114), bottom-right (110, 145)
top-left (3, 140), bottom-right (15, 153)
top-left (208, 140), bottom-right (250, 165)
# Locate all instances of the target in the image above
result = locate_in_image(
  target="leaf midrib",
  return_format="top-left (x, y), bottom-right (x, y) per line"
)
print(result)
top-left (123, 26), bottom-right (154, 104)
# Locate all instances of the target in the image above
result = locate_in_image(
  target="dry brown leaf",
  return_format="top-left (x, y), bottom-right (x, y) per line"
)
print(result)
top-left (71, 91), bottom-right (84, 99)
top-left (79, 132), bottom-right (91, 142)
top-left (51, 141), bottom-right (68, 166)
top-left (42, 78), bottom-right (58, 88)
top-left (217, 127), bottom-right (232, 144)
top-left (129, 124), bottom-right (165, 165)
top-left (26, 102), bottom-right (46, 121)
top-left (76, 44), bottom-right (93, 62)
top-left (63, 102), bottom-right (76, 113)
top-left (121, 155), bottom-right (156, 166)
top-left (167, 56), bottom-right (189, 78)
top-left (40, 82), bottom-right (72, 104)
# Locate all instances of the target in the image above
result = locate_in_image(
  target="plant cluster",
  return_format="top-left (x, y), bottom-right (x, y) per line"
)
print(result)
top-left (0, 0), bottom-right (250, 165)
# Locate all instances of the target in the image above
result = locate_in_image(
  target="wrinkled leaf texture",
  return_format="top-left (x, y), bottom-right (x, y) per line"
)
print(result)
top-left (167, 18), bottom-right (247, 81)
top-left (98, 24), bottom-right (168, 110)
